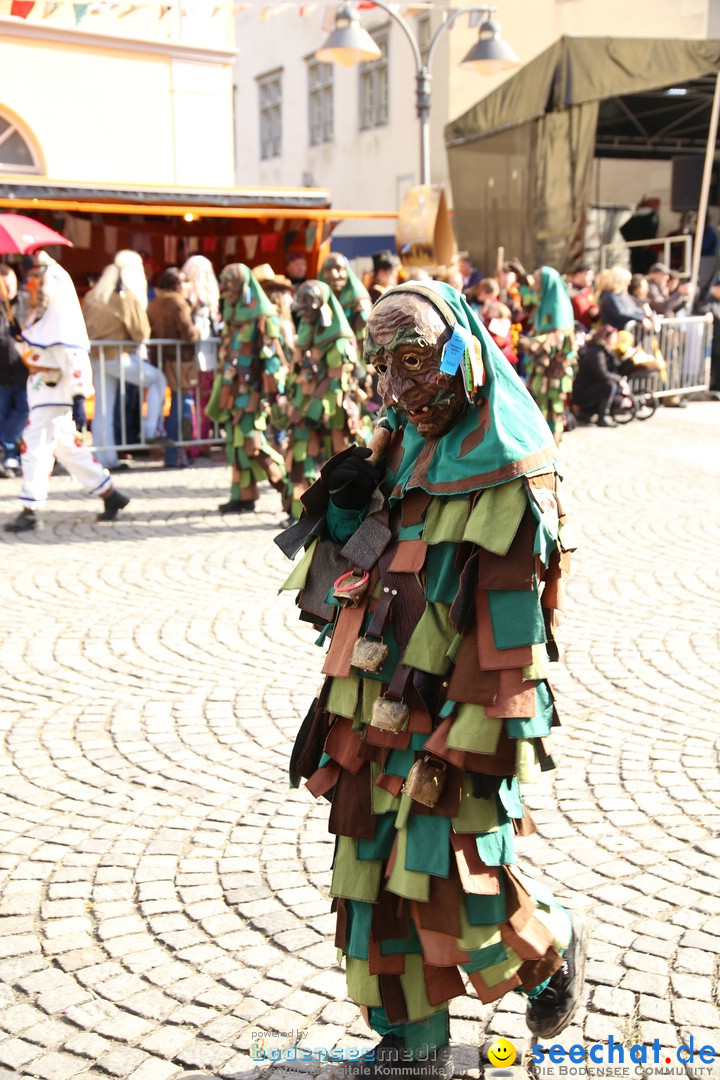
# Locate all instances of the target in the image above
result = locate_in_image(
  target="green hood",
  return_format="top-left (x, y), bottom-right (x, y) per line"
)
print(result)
top-left (370, 280), bottom-right (557, 495)
top-left (531, 265), bottom-right (574, 333)
top-left (296, 279), bottom-right (356, 350)
top-left (220, 263), bottom-right (277, 324)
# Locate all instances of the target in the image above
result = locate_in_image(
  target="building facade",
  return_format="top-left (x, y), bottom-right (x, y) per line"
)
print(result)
top-left (0, 0), bottom-right (236, 189)
top-left (233, 0), bottom-right (719, 263)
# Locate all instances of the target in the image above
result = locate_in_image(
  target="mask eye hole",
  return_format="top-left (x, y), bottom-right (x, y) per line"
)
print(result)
top-left (401, 353), bottom-right (422, 369)
top-left (374, 360), bottom-right (388, 375)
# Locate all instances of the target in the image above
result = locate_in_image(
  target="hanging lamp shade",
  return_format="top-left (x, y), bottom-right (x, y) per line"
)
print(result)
top-left (462, 17), bottom-right (520, 75)
top-left (315, 2), bottom-right (382, 67)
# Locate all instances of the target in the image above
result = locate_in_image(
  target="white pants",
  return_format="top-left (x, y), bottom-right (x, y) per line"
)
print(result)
top-left (91, 351), bottom-right (167, 468)
top-left (19, 406), bottom-right (113, 510)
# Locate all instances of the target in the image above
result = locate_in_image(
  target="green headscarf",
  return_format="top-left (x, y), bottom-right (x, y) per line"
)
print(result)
top-left (219, 263), bottom-right (277, 324)
top-left (320, 255), bottom-right (371, 317)
top-left (295, 279), bottom-right (356, 351)
top-left (369, 280), bottom-right (557, 494)
top-left (531, 266), bottom-right (574, 333)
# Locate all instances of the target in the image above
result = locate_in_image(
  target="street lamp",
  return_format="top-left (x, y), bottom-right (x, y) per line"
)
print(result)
top-left (315, 1), bottom-right (520, 186)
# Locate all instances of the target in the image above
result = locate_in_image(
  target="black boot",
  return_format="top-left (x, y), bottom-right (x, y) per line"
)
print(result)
top-left (596, 415), bottom-right (617, 427)
top-left (97, 489), bottom-right (130, 522)
top-left (218, 498), bottom-right (255, 514)
top-left (526, 912), bottom-right (589, 1039)
top-left (4, 508), bottom-right (38, 533)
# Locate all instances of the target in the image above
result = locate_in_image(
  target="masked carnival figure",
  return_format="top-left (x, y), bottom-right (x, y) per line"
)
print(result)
top-left (282, 279), bottom-right (359, 523)
top-left (276, 281), bottom-right (588, 1079)
top-left (4, 253), bottom-right (129, 533)
top-left (523, 267), bottom-right (577, 445)
top-left (206, 263), bottom-right (287, 515)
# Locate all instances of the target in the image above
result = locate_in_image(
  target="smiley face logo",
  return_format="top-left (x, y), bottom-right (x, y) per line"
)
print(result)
top-left (487, 1038), bottom-right (517, 1067)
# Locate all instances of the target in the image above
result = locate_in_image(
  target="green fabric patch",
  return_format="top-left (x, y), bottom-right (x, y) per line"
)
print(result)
top-left (395, 793), bottom-right (412, 831)
top-left (400, 954), bottom-right (449, 1020)
top-left (465, 883), bottom-right (507, 926)
top-left (425, 544), bottom-right (462, 605)
top-left (461, 941), bottom-right (509, 973)
top-left (487, 587), bottom-right (546, 649)
top-left (326, 502), bottom-right (367, 545)
top-left (523, 644), bottom-right (549, 680)
top-left (403, 1009), bottom-right (451, 1055)
top-left (280, 538), bottom-right (318, 592)
top-left (472, 946), bottom-right (523, 989)
top-left (331, 836), bottom-right (382, 902)
top-left (452, 775), bottom-right (499, 834)
top-left (346, 956), bottom-right (382, 1006)
top-left (402, 603), bottom-right (454, 675)
top-left (358, 812), bottom-right (397, 862)
top-left (457, 901), bottom-right (502, 951)
top-left (515, 738), bottom-right (541, 784)
top-left (359, 678), bottom-right (383, 725)
top-left (447, 704), bottom-right (502, 754)
top-left (370, 760), bottom-right (402, 814)
top-left (398, 522), bottom-right (425, 541)
top-left (379, 917), bottom-right (423, 956)
top-left (406, 815), bottom-right (451, 877)
top-left (386, 826), bottom-right (430, 901)
top-left (476, 820), bottom-right (515, 867)
top-left (506, 682), bottom-right (553, 739)
top-left (463, 480), bottom-right (526, 554)
top-left (327, 672), bottom-right (360, 720)
top-left (385, 748), bottom-right (416, 778)
top-left (497, 778), bottom-right (524, 820)
top-left (345, 898), bottom-right (373, 960)
top-left (422, 497), bottom-right (471, 544)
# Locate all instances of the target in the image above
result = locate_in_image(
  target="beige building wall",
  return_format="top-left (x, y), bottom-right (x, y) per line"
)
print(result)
top-left (0, 5), bottom-right (236, 189)
top-left (232, 0), bottom-right (716, 253)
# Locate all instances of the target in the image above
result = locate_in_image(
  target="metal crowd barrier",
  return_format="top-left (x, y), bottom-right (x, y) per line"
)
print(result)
top-left (88, 337), bottom-right (223, 454)
top-left (625, 314), bottom-right (712, 399)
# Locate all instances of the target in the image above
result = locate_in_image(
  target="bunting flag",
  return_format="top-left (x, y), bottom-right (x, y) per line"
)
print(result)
top-left (43, 2), bottom-right (60, 14)
top-left (159, 4), bottom-right (171, 15)
top-left (73, 2), bottom-right (91, 22)
top-left (11, 2), bottom-right (36, 16)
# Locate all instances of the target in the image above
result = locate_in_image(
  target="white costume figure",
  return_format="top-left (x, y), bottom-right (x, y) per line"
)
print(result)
top-left (4, 252), bottom-right (130, 533)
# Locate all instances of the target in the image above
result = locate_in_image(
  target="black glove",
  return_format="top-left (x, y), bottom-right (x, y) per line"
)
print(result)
top-left (326, 446), bottom-right (385, 510)
top-left (72, 396), bottom-right (87, 432)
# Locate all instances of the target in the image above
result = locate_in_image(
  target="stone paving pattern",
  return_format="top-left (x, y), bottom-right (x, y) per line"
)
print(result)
top-left (0, 404), bottom-right (719, 1080)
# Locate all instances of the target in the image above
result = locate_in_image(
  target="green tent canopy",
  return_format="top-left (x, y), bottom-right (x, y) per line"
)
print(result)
top-left (444, 36), bottom-right (720, 274)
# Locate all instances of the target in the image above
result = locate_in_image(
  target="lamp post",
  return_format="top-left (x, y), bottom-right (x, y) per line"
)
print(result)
top-left (315, 1), bottom-right (519, 187)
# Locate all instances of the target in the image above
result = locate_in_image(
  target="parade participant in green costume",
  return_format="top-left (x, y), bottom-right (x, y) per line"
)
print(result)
top-left (320, 253), bottom-right (372, 344)
top-left (206, 263), bottom-right (287, 515)
top-left (277, 280), bottom-right (587, 1078)
top-left (523, 266), bottom-right (576, 444)
top-left (282, 279), bottom-right (359, 522)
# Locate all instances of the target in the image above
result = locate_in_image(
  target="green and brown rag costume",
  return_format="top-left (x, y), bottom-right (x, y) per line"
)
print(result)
top-left (283, 280), bottom-right (360, 520)
top-left (525, 267), bottom-right (577, 442)
top-left (206, 264), bottom-right (286, 505)
top-left (279, 282), bottom-right (574, 1053)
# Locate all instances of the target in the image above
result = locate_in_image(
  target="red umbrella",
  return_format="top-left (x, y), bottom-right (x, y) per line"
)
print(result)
top-left (0, 213), bottom-right (72, 255)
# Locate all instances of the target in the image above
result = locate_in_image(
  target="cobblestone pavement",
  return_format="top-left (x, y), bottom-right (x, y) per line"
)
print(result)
top-left (0, 403), bottom-right (719, 1080)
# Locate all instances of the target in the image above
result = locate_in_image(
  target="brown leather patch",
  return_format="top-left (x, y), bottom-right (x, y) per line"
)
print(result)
top-left (401, 488), bottom-right (431, 527)
top-left (459, 399), bottom-right (490, 458)
top-left (322, 603), bottom-right (367, 678)
top-left (500, 913), bottom-right (554, 961)
top-left (328, 764), bottom-right (375, 840)
top-left (379, 973), bottom-right (408, 1024)
top-left (517, 946), bottom-right (563, 992)
top-left (424, 961), bottom-right (466, 1006)
top-left (324, 715), bottom-right (365, 774)
top-left (466, 968), bottom-right (522, 1004)
top-left (388, 539), bottom-right (428, 573)
top-left (447, 628), bottom-right (499, 704)
top-left (306, 761), bottom-right (340, 798)
top-left (484, 667), bottom-right (537, 719)
top-left (412, 865), bottom-right (463, 937)
top-left (478, 507), bottom-right (535, 591)
top-left (423, 715), bottom-right (517, 776)
top-left (374, 771), bottom-right (404, 797)
top-left (450, 833), bottom-right (501, 895)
